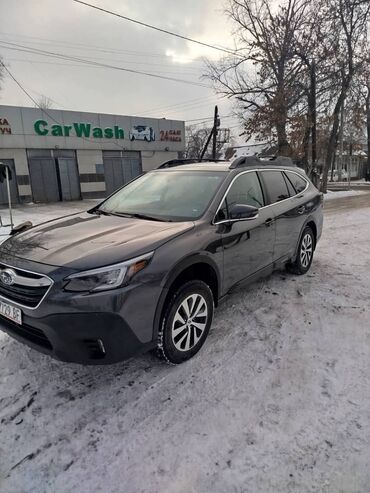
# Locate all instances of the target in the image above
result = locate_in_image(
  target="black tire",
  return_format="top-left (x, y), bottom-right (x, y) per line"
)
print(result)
top-left (288, 226), bottom-right (315, 275)
top-left (156, 280), bottom-right (214, 364)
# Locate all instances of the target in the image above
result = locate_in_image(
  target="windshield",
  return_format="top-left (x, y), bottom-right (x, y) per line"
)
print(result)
top-left (98, 170), bottom-right (226, 221)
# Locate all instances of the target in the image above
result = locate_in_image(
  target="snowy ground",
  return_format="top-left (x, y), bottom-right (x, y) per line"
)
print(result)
top-left (1, 196), bottom-right (370, 493)
top-left (324, 189), bottom-right (369, 200)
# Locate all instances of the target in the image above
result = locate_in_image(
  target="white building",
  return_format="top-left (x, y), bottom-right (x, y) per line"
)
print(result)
top-left (0, 105), bottom-right (184, 204)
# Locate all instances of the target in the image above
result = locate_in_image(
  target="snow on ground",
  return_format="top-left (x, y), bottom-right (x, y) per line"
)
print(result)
top-left (324, 189), bottom-right (369, 200)
top-left (1, 200), bottom-right (370, 492)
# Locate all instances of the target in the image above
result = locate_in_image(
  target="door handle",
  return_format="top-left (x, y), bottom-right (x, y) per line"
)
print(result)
top-left (297, 206), bottom-right (305, 214)
top-left (265, 218), bottom-right (274, 227)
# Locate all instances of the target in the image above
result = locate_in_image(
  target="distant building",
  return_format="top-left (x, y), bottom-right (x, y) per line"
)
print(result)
top-left (0, 105), bottom-right (184, 204)
top-left (223, 143), bottom-right (273, 160)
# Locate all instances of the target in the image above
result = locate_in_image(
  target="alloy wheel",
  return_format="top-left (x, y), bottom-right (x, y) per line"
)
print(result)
top-left (171, 294), bottom-right (208, 352)
top-left (300, 233), bottom-right (313, 268)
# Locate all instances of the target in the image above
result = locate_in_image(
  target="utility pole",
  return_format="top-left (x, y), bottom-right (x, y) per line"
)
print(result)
top-left (212, 105), bottom-right (219, 160)
top-left (200, 105), bottom-right (220, 160)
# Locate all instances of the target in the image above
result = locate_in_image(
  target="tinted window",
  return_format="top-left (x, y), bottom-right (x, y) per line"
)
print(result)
top-left (261, 171), bottom-right (290, 204)
top-left (216, 171), bottom-right (264, 221)
top-left (285, 171), bottom-right (307, 193)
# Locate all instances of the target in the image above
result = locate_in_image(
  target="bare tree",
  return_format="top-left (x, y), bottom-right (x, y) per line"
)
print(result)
top-left (0, 56), bottom-right (4, 92)
top-left (320, 0), bottom-right (370, 192)
top-left (185, 125), bottom-right (225, 159)
top-left (205, 0), bottom-right (317, 156)
top-left (36, 95), bottom-right (54, 110)
top-left (366, 81), bottom-right (370, 180)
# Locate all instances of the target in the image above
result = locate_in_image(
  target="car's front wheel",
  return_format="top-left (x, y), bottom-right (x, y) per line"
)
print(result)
top-left (157, 280), bottom-right (214, 364)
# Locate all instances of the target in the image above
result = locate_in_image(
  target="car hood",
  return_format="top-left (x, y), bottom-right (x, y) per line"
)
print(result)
top-left (1, 212), bottom-right (194, 270)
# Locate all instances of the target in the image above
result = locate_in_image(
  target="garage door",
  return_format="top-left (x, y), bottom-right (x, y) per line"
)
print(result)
top-left (28, 156), bottom-right (60, 203)
top-left (58, 158), bottom-right (81, 201)
top-left (0, 159), bottom-right (19, 205)
top-left (27, 150), bottom-right (81, 203)
top-left (103, 151), bottom-right (142, 196)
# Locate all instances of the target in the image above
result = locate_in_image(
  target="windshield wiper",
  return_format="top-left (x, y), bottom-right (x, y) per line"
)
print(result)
top-left (93, 209), bottom-right (132, 218)
top-left (93, 210), bottom-right (170, 222)
top-left (113, 212), bottom-right (170, 222)
top-left (90, 209), bottom-right (110, 216)
top-left (128, 213), bottom-right (171, 222)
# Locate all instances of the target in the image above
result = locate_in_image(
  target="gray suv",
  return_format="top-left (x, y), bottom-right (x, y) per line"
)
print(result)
top-left (0, 156), bottom-right (323, 365)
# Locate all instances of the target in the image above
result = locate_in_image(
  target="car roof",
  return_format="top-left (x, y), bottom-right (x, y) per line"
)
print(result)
top-left (154, 160), bottom-right (305, 174)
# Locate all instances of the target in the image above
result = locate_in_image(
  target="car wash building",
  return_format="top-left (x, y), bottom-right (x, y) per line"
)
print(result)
top-left (0, 105), bottom-right (185, 204)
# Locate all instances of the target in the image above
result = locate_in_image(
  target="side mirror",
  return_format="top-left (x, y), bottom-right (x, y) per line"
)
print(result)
top-left (229, 204), bottom-right (259, 221)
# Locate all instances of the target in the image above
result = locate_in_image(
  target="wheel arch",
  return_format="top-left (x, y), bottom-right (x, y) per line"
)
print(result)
top-left (152, 254), bottom-right (221, 341)
top-left (293, 218), bottom-right (317, 261)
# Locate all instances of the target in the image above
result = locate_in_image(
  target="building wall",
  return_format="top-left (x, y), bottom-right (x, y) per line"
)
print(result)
top-left (0, 105), bottom-right (185, 153)
top-left (0, 106), bottom-right (185, 203)
top-left (0, 148), bottom-right (32, 201)
top-left (76, 149), bottom-right (106, 198)
top-left (141, 151), bottom-right (178, 172)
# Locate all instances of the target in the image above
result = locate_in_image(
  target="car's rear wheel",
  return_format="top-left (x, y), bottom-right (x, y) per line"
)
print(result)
top-left (157, 280), bottom-right (214, 364)
top-left (288, 226), bottom-right (315, 275)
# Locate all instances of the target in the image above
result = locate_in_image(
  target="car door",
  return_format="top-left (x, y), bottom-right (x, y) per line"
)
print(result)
top-left (215, 171), bottom-right (276, 292)
top-left (259, 169), bottom-right (309, 262)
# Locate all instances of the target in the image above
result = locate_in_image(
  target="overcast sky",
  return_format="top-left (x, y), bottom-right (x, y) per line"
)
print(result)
top-left (0, 0), bottom-right (242, 138)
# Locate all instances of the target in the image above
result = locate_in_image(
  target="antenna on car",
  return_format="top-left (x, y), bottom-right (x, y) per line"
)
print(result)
top-left (229, 155), bottom-right (294, 169)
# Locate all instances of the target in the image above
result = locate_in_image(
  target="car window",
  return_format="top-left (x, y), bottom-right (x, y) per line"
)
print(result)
top-left (283, 173), bottom-right (296, 196)
top-left (216, 171), bottom-right (264, 221)
top-left (285, 171), bottom-right (307, 193)
top-left (261, 171), bottom-right (290, 204)
top-left (99, 170), bottom-right (227, 221)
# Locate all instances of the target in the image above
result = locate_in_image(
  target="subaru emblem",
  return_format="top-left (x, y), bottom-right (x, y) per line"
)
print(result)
top-left (0, 269), bottom-right (16, 286)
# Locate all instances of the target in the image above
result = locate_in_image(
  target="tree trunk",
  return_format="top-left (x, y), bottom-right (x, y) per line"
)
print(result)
top-left (276, 107), bottom-right (291, 156)
top-left (302, 114), bottom-right (311, 173)
top-left (321, 91), bottom-right (346, 192)
top-left (366, 86), bottom-right (370, 181)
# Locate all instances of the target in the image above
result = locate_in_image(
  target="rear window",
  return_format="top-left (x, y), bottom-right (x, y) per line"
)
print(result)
top-left (283, 173), bottom-right (296, 196)
top-left (260, 171), bottom-right (290, 204)
top-left (285, 171), bottom-right (307, 193)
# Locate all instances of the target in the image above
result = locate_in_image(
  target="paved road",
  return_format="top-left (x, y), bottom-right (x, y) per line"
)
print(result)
top-left (325, 192), bottom-right (370, 213)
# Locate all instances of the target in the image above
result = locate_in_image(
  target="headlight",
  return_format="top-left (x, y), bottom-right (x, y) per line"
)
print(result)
top-left (64, 252), bottom-right (154, 292)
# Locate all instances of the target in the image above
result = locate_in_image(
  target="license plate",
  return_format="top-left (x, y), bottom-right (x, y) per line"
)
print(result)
top-left (0, 300), bottom-right (22, 325)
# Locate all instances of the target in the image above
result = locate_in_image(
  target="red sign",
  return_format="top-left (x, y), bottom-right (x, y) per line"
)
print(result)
top-left (0, 118), bottom-right (11, 135)
top-left (160, 129), bottom-right (181, 142)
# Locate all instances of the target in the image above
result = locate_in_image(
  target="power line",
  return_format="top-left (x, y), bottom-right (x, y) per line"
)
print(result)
top-left (6, 58), bottom-right (202, 77)
top-left (138, 96), bottom-right (211, 115)
top-left (0, 60), bottom-right (127, 149)
top-left (72, 0), bottom-right (242, 58)
top-left (0, 41), bottom-right (210, 88)
top-left (0, 60), bottom-right (41, 108)
top-left (0, 31), bottom-right (205, 62)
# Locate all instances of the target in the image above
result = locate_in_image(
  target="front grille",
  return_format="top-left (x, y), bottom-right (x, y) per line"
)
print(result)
top-left (0, 263), bottom-right (52, 308)
top-left (1, 315), bottom-right (52, 350)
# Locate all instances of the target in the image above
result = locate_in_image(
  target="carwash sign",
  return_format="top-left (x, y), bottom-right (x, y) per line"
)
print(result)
top-left (34, 119), bottom-right (124, 139)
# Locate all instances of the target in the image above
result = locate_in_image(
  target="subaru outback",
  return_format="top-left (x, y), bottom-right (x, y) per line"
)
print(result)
top-left (0, 156), bottom-right (323, 364)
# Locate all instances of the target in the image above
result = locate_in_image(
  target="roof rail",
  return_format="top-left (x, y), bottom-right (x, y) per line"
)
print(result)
top-left (157, 158), bottom-right (225, 169)
top-left (229, 155), bottom-right (294, 169)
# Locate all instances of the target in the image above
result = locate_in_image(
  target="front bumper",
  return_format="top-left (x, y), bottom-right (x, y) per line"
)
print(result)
top-left (0, 310), bottom-right (156, 364)
top-left (0, 255), bottom-right (163, 364)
